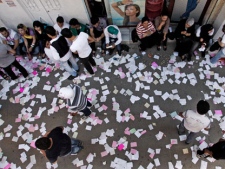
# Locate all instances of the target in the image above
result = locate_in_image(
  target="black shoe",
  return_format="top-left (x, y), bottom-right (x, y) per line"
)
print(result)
top-left (185, 141), bottom-right (190, 144)
top-left (67, 75), bottom-right (78, 80)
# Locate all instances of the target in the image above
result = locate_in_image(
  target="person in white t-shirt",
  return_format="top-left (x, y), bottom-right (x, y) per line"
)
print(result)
top-left (44, 39), bottom-right (59, 65)
top-left (178, 100), bottom-right (210, 144)
top-left (210, 24), bottom-right (225, 64)
top-left (45, 26), bottom-right (79, 80)
top-left (0, 27), bottom-right (23, 55)
top-left (104, 25), bottom-right (122, 56)
top-left (61, 28), bottom-right (96, 75)
top-left (53, 16), bottom-right (70, 36)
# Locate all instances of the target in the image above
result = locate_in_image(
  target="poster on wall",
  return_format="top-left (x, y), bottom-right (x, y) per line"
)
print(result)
top-left (5, 0), bottom-right (16, 7)
top-left (109, 0), bottom-right (146, 26)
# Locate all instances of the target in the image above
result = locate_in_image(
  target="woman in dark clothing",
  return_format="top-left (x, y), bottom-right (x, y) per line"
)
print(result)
top-left (174, 18), bottom-right (195, 61)
top-left (33, 21), bottom-right (49, 58)
top-left (191, 24), bottom-right (214, 58)
top-left (197, 138), bottom-right (225, 160)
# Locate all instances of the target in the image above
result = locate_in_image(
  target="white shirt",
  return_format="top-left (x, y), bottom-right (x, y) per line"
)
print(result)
top-left (50, 36), bottom-right (72, 62)
top-left (0, 29), bottom-right (23, 45)
top-left (70, 32), bottom-right (91, 58)
top-left (44, 47), bottom-right (59, 63)
top-left (182, 110), bottom-right (210, 132)
top-left (196, 26), bottom-right (214, 37)
top-left (104, 25), bottom-right (122, 45)
top-left (53, 22), bottom-right (70, 35)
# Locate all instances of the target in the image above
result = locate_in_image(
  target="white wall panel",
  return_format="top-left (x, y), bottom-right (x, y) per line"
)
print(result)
top-left (0, 0), bottom-right (33, 29)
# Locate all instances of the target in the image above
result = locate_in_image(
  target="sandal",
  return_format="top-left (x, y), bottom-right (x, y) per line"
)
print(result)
top-left (101, 50), bottom-right (105, 56)
top-left (163, 46), bottom-right (167, 51)
top-left (3, 74), bottom-right (10, 80)
top-left (148, 53), bottom-right (153, 58)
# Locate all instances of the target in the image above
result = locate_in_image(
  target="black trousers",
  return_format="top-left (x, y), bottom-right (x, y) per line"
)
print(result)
top-left (139, 32), bottom-right (159, 51)
top-left (79, 52), bottom-right (96, 75)
top-left (81, 101), bottom-right (92, 116)
top-left (3, 59), bottom-right (28, 80)
top-left (156, 32), bottom-right (168, 46)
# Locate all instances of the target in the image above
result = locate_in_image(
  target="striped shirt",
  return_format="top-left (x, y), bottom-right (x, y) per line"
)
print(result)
top-left (67, 84), bottom-right (87, 112)
top-left (136, 21), bottom-right (156, 39)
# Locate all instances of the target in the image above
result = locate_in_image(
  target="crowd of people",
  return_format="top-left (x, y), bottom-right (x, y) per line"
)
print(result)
top-left (0, 13), bottom-right (225, 81)
top-left (0, 11), bottom-right (225, 165)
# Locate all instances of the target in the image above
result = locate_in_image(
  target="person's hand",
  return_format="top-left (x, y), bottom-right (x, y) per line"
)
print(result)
top-left (181, 31), bottom-right (186, 35)
top-left (28, 47), bottom-right (33, 53)
top-left (96, 37), bottom-right (100, 42)
top-left (163, 36), bottom-right (166, 41)
top-left (218, 37), bottom-right (222, 42)
top-left (160, 21), bottom-right (166, 26)
top-left (111, 44), bottom-right (116, 49)
top-left (200, 38), bottom-right (204, 42)
top-left (122, 0), bottom-right (133, 5)
top-left (70, 112), bottom-right (78, 116)
top-left (106, 44), bottom-right (109, 47)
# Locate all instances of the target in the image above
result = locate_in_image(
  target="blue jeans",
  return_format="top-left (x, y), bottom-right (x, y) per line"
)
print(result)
top-left (181, 0), bottom-right (198, 19)
top-left (22, 45), bottom-right (39, 55)
top-left (210, 49), bottom-right (225, 64)
top-left (178, 120), bottom-right (197, 144)
top-left (60, 56), bottom-right (79, 76)
top-left (70, 139), bottom-right (82, 154)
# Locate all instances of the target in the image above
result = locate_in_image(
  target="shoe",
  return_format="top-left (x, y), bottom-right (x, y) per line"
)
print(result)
top-left (163, 46), bottom-right (167, 51)
top-left (187, 57), bottom-right (191, 61)
top-left (67, 75), bottom-right (78, 80)
top-left (157, 46), bottom-right (161, 51)
top-left (185, 141), bottom-right (190, 144)
top-left (81, 116), bottom-right (88, 120)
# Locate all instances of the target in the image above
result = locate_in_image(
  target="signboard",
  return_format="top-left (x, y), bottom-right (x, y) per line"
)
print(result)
top-left (109, 0), bottom-right (146, 26)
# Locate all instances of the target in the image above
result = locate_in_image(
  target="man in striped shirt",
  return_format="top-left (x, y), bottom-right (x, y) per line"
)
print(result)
top-left (58, 84), bottom-right (92, 120)
top-left (136, 16), bottom-right (159, 51)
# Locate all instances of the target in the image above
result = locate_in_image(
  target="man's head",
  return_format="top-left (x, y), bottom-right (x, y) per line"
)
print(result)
top-left (141, 16), bottom-right (149, 28)
top-left (69, 18), bottom-right (80, 29)
top-left (185, 18), bottom-right (194, 28)
top-left (58, 87), bottom-right (75, 99)
top-left (197, 100), bottom-right (210, 115)
top-left (56, 16), bottom-right (64, 28)
top-left (61, 28), bottom-right (73, 40)
top-left (91, 17), bottom-right (99, 28)
top-left (222, 24), bottom-right (225, 33)
top-left (35, 137), bottom-right (51, 150)
top-left (45, 26), bottom-right (57, 39)
top-left (0, 27), bottom-right (9, 38)
top-left (108, 26), bottom-right (118, 35)
top-left (44, 39), bottom-right (51, 49)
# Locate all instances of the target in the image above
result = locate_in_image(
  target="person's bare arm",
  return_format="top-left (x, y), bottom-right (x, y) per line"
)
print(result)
top-left (111, 1), bottom-right (126, 17)
top-left (13, 39), bottom-right (19, 50)
top-left (28, 35), bottom-right (36, 52)
top-left (8, 48), bottom-right (16, 55)
top-left (90, 28), bottom-right (95, 39)
top-left (2, 40), bottom-right (7, 45)
top-left (88, 36), bottom-right (95, 43)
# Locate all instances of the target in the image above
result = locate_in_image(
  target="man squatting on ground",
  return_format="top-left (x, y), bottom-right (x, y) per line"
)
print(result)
top-left (58, 84), bottom-right (93, 120)
top-left (35, 126), bottom-right (83, 164)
